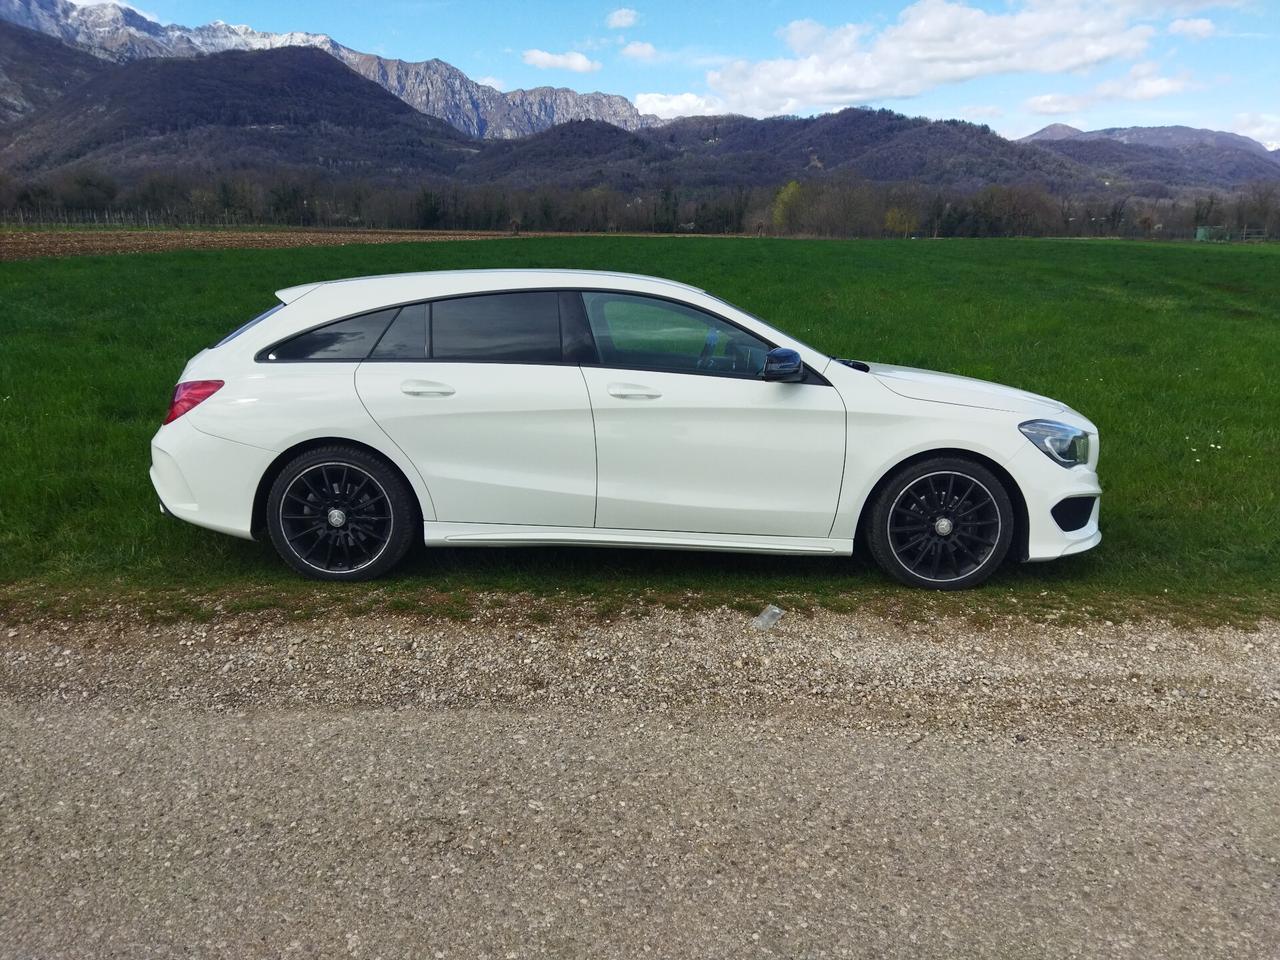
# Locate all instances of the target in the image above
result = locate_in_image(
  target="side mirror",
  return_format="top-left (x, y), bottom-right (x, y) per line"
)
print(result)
top-left (761, 347), bottom-right (804, 382)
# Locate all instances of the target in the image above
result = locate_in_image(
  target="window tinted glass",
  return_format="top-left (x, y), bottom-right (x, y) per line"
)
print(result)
top-left (266, 309), bottom-right (397, 361)
top-left (370, 303), bottom-right (428, 360)
top-left (431, 292), bottom-right (561, 363)
top-left (582, 292), bottom-right (770, 377)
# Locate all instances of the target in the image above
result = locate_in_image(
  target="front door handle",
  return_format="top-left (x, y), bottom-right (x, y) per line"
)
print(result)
top-left (607, 382), bottom-right (662, 400)
top-left (401, 379), bottom-right (455, 397)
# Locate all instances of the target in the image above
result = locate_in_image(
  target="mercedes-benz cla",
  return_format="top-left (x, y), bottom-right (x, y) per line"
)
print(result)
top-left (151, 269), bottom-right (1101, 588)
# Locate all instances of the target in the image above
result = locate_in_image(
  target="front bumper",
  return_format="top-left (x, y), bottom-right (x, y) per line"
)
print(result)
top-left (1007, 442), bottom-right (1102, 561)
top-left (149, 415), bottom-right (275, 540)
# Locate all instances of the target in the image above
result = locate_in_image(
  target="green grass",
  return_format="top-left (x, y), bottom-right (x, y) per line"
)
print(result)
top-left (1, 237), bottom-right (1278, 624)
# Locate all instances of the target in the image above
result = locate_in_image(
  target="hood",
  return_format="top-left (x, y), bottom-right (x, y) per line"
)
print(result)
top-left (869, 363), bottom-right (1066, 415)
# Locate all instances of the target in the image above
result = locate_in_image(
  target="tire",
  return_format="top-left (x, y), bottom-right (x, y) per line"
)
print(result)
top-left (865, 456), bottom-right (1015, 590)
top-left (265, 445), bottom-right (418, 581)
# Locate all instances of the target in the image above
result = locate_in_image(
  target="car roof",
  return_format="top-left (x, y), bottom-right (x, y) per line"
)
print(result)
top-left (275, 269), bottom-right (706, 305)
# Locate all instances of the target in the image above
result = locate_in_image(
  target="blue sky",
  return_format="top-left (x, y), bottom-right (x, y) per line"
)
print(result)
top-left (107, 0), bottom-right (1280, 145)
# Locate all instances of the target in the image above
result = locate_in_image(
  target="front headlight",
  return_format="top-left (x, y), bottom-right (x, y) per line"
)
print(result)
top-left (1019, 419), bottom-right (1090, 467)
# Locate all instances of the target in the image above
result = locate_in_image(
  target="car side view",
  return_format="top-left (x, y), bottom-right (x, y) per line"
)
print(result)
top-left (151, 269), bottom-right (1101, 589)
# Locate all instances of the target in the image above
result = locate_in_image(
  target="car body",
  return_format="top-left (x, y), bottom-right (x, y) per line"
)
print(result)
top-left (151, 269), bottom-right (1101, 587)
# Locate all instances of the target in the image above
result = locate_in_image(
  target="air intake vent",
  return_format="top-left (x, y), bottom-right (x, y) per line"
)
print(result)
top-left (1051, 496), bottom-right (1096, 532)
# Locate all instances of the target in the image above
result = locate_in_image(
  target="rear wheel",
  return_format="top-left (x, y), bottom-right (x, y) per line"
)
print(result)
top-left (266, 445), bottom-right (417, 581)
top-left (865, 457), bottom-right (1014, 590)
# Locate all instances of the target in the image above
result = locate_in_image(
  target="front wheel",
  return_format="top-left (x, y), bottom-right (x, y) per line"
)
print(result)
top-left (265, 445), bottom-right (417, 581)
top-left (865, 457), bottom-right (1014, 590)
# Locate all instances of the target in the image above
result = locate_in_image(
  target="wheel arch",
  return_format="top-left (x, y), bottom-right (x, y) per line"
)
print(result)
top-left (251, 437), bottom-right (426, 539)
top-left (853, 447), bottom-right (1030, 563)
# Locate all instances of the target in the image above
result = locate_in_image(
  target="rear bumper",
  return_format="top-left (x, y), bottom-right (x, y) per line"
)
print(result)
top-left (149, 416), bottom-right (274, 540)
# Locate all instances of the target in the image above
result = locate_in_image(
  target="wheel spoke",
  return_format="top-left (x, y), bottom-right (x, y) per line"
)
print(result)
top-left (956, 498), bottom-right (993, 519)
top-left (298, 530), bottom-right (325, 560)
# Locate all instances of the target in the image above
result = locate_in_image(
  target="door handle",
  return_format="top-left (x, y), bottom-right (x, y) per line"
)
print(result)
top-left (400, 379), bottom-right (455, 397)
top-left (607, 382), bottom-right (662, 400)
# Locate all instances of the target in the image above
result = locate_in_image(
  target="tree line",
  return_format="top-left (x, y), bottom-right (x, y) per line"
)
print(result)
top-left (1, 169), bottom-right (1276, 240)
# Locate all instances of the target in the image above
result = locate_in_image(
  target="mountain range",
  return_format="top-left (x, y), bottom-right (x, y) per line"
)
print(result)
top-left (0, 0), bottom-right (656, 137)
top-left (1018, 122), bottom-right (1280, 194)
top-left (0, 2), bottom-right (1276, 198)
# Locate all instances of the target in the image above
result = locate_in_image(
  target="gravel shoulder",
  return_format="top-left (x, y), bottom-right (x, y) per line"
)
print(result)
top-left (2, 607), bottom-right (1277, 958)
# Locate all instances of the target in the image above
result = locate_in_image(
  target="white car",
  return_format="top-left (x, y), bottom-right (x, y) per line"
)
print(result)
top-left (151, 269), bottom-right (1100, 589)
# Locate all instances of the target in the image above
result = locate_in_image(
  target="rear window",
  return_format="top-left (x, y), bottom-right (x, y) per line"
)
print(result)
top-left (431, 292), bottom-right (561, 363)
top-left (264, 309), bottom-right (398, 362)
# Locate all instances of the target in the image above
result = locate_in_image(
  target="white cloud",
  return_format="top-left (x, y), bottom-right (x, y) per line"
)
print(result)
top-left (1233, 112), bottom-right (1280, 151)
top-left (1169, 17), bottom-right (1215, 38)
top-left (635, 92), bottom-right (726, 118)
top-left (521, 49), bottom-right (602, 72)
top-left (701, 0), bottom-right (1161, 116)
top-left (475, 75), bottom-right (506, 91)
top-left (1095, 60), bottom-right (1193, 100)
top-left (1026, 93), bottom-right (1092, 115)
top-left (606, 7), bottom-right (638, 29)
top-left (621, 41), bottom-right (658, 61)
top-left (1027, 60), bottom-right (1193, 114)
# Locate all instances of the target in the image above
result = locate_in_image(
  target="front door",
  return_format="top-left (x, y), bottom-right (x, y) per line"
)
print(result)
top-left (576, 291), bottom-right (846, 537)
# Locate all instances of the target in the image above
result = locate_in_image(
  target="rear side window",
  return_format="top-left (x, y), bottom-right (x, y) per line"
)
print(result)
top-left (264, 308), bottom-right (398, 361)
top-left (431, 292), bottom-right (560, 363)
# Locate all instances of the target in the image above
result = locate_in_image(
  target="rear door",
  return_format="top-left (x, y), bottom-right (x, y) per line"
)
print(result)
top-left (355, 291), bottom-right (597, 527)
top-left (575, 291), bottom-right (846, 537)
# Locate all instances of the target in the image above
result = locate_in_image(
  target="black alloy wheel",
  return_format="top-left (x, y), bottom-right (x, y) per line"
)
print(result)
top-left (866, 457), bottom-right (1014, 590)
top-left (266, 445), bottom-right (416, 580)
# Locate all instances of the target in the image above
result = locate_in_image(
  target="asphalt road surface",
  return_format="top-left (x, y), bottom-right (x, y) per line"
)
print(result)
top-left (2, 607), bottom-right (1277, 958)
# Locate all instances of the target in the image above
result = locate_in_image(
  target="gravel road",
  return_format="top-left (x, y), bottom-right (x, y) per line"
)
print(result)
top-left (2, 606), bottom-right (1277, 958)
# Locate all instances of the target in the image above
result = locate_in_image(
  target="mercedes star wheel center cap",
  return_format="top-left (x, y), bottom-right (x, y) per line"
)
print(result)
top-left (934, 517), bottom-right (954, 536)
top-left (327, 508), bottom-right (347, 528)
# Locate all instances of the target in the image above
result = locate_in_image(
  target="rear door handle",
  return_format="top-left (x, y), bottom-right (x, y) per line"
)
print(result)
top-left (607, 382), bottom-right (662, 400)
top-left (401, 379), bottom-right (455, 397)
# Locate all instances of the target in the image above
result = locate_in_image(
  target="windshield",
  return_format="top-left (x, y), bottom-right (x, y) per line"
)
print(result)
top-left (214, 302), bottom-right (284, 348)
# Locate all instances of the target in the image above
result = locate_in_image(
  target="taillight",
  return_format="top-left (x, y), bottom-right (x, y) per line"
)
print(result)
top-left (163, 380), bottom-right (224, 425)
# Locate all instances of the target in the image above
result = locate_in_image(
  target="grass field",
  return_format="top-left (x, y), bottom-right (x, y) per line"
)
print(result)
top-left (1, 236), bottom-right (1277, 624)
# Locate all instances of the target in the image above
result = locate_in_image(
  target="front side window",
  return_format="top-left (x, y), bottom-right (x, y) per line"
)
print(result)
top-left (431, 292), bottom-right (561, 363)
top-left (264, 308), bottom-right (398, 361)
top-left (581, 292), bottom-right (770, 377)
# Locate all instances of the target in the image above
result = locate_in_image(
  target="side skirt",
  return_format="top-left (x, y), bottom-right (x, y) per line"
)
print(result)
top-left (423, 522), bottom-right (854, 556)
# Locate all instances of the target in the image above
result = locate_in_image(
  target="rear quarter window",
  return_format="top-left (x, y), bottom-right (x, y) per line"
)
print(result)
top-left (262, 309), bottom-right (399, 362)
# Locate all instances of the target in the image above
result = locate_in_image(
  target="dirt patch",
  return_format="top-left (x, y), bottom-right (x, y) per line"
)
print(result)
top-left (0, 227), bottom-right (507, 261)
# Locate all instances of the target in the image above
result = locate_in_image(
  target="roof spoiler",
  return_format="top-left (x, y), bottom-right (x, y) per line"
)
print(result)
top-left (274, 281), bottom-right (325, 305)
